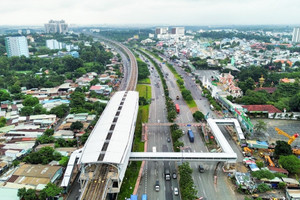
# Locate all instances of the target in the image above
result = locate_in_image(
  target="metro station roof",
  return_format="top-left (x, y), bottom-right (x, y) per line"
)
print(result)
top-left (80, 91), bottom-right (139, 164)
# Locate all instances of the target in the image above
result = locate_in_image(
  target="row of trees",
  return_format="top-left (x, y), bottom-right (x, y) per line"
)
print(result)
top-left (178, 162), bottom-right (198, 200)
top-left (170, 124), bottom-right (184, 152)
top-left (137, 49), bottom-right (177, 122)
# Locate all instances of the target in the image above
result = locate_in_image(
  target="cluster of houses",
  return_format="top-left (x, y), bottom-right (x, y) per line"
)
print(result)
top-left (148, 29), bottom-right (300, 71)
top-left (0, 68), bottom-right (121, 197)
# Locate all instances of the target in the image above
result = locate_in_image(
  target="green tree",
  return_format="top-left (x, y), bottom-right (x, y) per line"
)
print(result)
top-left (274, 172), bottom-right (287, 178)
top-left (240, 90), bottom-right (270, 105)
top-left (251, 170), bottom-right (275, 180)
top-left (44, 129), bottom-right (54, 136)
top-left (90, 78), bottom-right (100, 86)
top-left (181, 89), bottom-right (193, 101)
top-left (278, 182), bottom-right (287, 189)
top-left (289, 93), bottom-right (300, 111)
top-left (37, 135), bottom-right (55, 144)
top-left (167, 110), bottom-right (177, 122)
top-left (172, 129), bottom-right (183, 141)
top-left (0, 116), bottom-right (6, 128)
top-left (39, 182), bottom-right (62, 200)
top-left (256, 161), bottom-right (264, 169)
top-left (81, 132), bottom-right (89, 145)
top-left (238, 77), bottom-right (255, 93)
top-left (193, 111), bottom-right (205, 122)
top-left (59, 156), bottom-right (69, 167)
top-left (55, 138), bottom-right (67, 147)
top-left (70, 121), bottom-right (83, 131)
top-left (0, 90), bottom-right (12, 101)
top-left (17, 187), bottom-right (27, 200)
top-left (50, 104), bottom-right (69, 118)
top-left (22, 96), bottom-right (39, 107)
top-left (274, 140), bottom-right (292, 157)
top-left (20, 106), bottom-right (34, 116)
top-left (12, 160), bottom-right (20, 167)
top-left (9, 83), bottom-right (21, 94)
top-left (257, 183), bottom-right (271, 193)
top-left (278, 155), bottom-right (300, 174)
top-left (23, 147), bottom-right (62, 165)
top-left (33, 104), bottom-right (47, 115)
top-left (254, 120), bottom-right (267, 134)
top-left (70, 91), bottom-right (85, 108)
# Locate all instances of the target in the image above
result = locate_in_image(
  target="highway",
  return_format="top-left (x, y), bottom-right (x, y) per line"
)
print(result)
top-left (143, 52), bottom-right (240, 200)
top-left (137, 54), bottom-right (180, 200)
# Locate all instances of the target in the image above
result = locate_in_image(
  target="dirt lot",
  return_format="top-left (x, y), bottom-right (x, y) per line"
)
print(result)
top-left (251, 119), bottom-right (300, 146)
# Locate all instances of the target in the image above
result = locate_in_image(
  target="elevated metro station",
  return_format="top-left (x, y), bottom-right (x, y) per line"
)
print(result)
top-left (78, 91), bottom-right (139, 200)
top-left (61, 91), bottom-right (246, 199)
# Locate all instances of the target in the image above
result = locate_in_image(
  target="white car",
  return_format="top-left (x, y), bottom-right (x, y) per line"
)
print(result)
top-left (174, 187), bottom-right (179, 196)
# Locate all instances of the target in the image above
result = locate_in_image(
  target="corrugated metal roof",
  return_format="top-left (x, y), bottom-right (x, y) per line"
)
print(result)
top-left (80, 91), bottom-right (139, 164)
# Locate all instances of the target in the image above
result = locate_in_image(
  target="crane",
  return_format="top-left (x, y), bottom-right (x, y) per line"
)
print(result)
top-left (275, 127), bottom-right (299, 145)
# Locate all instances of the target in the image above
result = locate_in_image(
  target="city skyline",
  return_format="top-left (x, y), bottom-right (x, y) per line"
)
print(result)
top-left (1, 0), bottom-right (300, 26)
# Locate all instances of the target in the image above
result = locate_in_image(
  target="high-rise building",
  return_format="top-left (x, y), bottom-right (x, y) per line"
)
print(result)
top-left (44, 20), bottom-right (68, 34)
top-left (171, 27), bottom-right (185, 36)
top-left (292, 27), bottom-right (300, 43)
top-left (46, 39), bottom-right (63, 50)
top-left (155, 27), bottom-right (169, 35)
top-left (5, 36), bottom-right (29, 58)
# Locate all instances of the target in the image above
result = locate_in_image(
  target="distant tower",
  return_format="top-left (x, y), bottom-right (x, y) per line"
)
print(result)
top-left (44, 20), bottom-right (68, 34)
top-left (292, 27), bottom-right (300, 43)
top-left (259, 75), bottom-right (265, 88)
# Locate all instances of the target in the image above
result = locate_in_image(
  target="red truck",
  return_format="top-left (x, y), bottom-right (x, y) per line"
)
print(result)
top-left (175, 104), bottom-right (180, 113)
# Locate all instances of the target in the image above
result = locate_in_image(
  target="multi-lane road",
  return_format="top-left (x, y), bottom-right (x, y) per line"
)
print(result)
top-left (136, 54), bottom-right (180, 200)
top-left (137, 51), bottom-right (242, 200)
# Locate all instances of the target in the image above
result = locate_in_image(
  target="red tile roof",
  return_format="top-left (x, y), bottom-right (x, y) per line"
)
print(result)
top-left (90, 86), bottom-right (102, 90)
top-left (242, 105), bottom-right (282, 113)
top-left (1, 104), bottom-right (8, 109)
top-left (268, 166), bottom-right (289, 175)
top-left (254, 87), bottom-right (277, 94)
top-left (7, 175), bottom-right (19, 182)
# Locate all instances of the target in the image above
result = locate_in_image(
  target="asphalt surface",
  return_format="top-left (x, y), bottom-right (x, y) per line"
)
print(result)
top-left (137, 55), bottom-right (180, 200)
top-left (161, 57), bottom-right (242, 200)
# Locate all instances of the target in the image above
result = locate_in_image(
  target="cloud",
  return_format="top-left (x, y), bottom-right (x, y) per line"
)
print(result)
top-left (0, 0), bottom-right (299, 25)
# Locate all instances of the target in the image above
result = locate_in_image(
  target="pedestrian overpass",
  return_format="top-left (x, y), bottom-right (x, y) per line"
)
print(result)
top-left (130, 152), bottom-right (237, 162)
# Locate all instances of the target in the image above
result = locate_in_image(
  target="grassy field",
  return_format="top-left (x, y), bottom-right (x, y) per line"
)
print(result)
top-left (136, 84), bottom-right (152, 100)
top-left (186, 100), bottom-right (197, 109)
top-left (138, 78), bottom-right (151, 84)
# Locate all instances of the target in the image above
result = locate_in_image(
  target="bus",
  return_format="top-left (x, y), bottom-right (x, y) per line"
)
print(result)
top-left (187, 129), bottom-right (194, 143)
top-left (130, 194), bottom-right (138, 200)
top-left (175, 104), bottom-right (180, 113)
top-left (142, 194), bottom-right (148, 200)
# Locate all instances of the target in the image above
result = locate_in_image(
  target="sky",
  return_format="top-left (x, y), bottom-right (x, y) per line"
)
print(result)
top-left (0, 0), bottom-right (299, 26)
